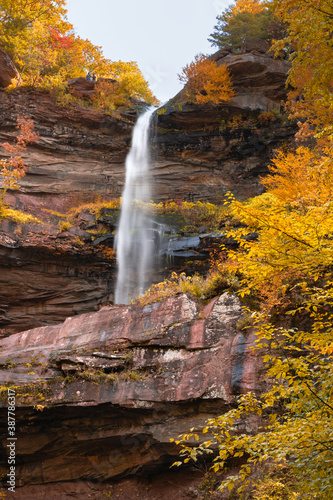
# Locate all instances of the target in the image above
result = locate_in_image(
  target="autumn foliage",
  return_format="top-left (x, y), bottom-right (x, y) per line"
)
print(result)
top-left (208, 0), bottom-right (285, 50)
top-left (178, 53), bottom-right (234, 104)
top-left (171, 2), bottom-right (333, 494)
top-left (270, 0), bottom-right (333, 139)
top-left (0, 0), bottom-right (157, 106)
top-left (1, 116), bottom-right (39, 201)
top-left (172, 141), bottom-right (333, 497)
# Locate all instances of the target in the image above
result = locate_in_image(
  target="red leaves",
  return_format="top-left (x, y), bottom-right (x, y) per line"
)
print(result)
top-left (48, 27), bottom-right (73, 50)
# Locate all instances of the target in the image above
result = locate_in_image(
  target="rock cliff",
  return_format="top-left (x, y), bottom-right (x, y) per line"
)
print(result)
top-left (0, 293), bottom-right (265, 499)
top-left (0, 50), bottom-right (19, 88)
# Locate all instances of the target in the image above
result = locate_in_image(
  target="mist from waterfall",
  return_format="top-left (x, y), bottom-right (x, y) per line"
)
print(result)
top-left (114, 107), bottom-right (156, 304)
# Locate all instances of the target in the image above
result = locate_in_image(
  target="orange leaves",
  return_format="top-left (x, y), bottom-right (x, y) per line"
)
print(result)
top-left (178, 53), bottom-right (234, 105)
top-left (270, 0), bottom-right (333, 139)
top-left (261, 146), bottom-right (333, 209)
top-left (1, 116), bottom-right (39, 199)
top-left (48, 27), bottom-right (73, 50)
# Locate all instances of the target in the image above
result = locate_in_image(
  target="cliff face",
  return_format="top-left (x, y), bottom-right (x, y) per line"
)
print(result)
top-left (0, 219), bottom-right (115, 337)
top-left (154, 44), bottom-right (294, 202)
top-left (0, 293), bottom-right (265, 499)
top-left (0, 88), bottom-right (133, 213)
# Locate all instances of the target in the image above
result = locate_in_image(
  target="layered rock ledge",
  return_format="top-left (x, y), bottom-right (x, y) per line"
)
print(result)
top-left (0, 293), bottom-right (264, 498)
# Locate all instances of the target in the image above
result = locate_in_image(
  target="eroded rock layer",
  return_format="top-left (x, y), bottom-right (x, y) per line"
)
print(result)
top-left (0, 293), bottom-right (264, 498)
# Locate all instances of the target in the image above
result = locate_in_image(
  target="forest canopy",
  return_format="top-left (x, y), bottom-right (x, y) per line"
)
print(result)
top-left (208, 0), bottom-right (286, 50)
top-left (0, 0), bottom-right (157, 105)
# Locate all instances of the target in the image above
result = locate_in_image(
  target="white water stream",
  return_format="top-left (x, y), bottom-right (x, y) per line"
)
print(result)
top-left (114, 107), bottom-right (156, 304)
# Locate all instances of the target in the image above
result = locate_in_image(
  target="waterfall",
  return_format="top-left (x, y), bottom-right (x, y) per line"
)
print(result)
top-left (114, 107), bottom-right (156, 304)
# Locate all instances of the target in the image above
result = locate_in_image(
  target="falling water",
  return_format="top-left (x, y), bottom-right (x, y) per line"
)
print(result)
top-left (114, 107), bottom-right (156, 304)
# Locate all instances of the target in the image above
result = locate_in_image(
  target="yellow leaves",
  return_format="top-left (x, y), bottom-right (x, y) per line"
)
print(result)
top-left (170, 461), bottom-right (182, 468)
top-left (224, 145), bottom-right (333, 304)
top-left (262, 146), bottom-right (333, 209)
top-left (232, 0), bottom-right (265, 15)
top-left (168, 132), bottom-right (333, 497)
top-left (270, 0), bottom-right (333, 138)
top-left (178, 53), bottom-right (234, 105)
top-left (0, 206), bottom-right (42, 224)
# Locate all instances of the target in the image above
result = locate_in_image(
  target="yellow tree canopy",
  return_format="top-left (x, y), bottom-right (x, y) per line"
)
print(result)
top-left (270, 0), bottom-right (333, 138)
top-left (0, 0), bottom-right (157, 104)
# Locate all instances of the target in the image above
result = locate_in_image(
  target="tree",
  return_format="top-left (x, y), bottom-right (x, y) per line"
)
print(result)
top-left (178, 53), bottom-right (234, 104)
top-left (269, 0), bottom-right (333, 139)
top-left (171, 144), bottom-right (333, 498)
top-left (1, 116), bottom-right (39, 202)
top-left (208, 0), bottom-right (285, 50)
top-left (0, 0), bottom-right (158, 105)
top-left (109, 61), bottom-right (159, 105)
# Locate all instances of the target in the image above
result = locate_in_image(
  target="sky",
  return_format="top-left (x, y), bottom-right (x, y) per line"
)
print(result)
top-left (66, 0), bottom-right (230, 103)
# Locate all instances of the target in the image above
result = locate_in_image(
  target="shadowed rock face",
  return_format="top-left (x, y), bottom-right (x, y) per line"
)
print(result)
top-left (0, 50), bottom-right (19, 88)
top-left (0, 293), bottom-right (264, 497)
top-left (0, 219), bottom-right (116, 337)
top-left (174, 44), bottom-right (291, 111)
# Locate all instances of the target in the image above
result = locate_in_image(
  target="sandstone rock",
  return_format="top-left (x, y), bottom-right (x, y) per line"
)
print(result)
top-left (0, 219), bottom-right (115, 336)
top-left (67, 76), bottom-right (97, 99)
top-left (240, 39), bottom-right (271, 54)
top-left (220, 51), bottom-right (290, 105)
top-left (0, 293), bottom-right (265, 493)
top-left (0, 49), bottom-right (19, 88)
top-left (0, 88), bottom-right (133, 211)
top-left (174, 47), bottom-right (291, 111)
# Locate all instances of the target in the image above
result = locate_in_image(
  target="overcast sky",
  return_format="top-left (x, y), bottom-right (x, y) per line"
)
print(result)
top-left (66, 0), bottom-right (230, 103)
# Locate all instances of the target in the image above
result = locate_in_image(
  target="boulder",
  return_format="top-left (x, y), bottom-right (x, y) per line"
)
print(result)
top-left (67, 76), bottom-right (118, 99)
top-left (0, 49), bottom-right (19, 87)
top-left (67, 76), bottom-right (97, 98)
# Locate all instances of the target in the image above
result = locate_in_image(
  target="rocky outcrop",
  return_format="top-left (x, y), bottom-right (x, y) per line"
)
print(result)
top-left (67, 76), bottom-right (97, 99)
top-left (0, 87), bottom-right (134, 213)
top-left (0, 50), bottom-right (19, 88)
top-left (173, 44), bottom-right (291, 112)
top-left (0, 44), bottom-right (289, 499)
top-left (153, 46), bottom-right (295, 202)
top-left (0, 293), bottom-right (265, 498)
top-left (0, 218), bottom-right (116, 337)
